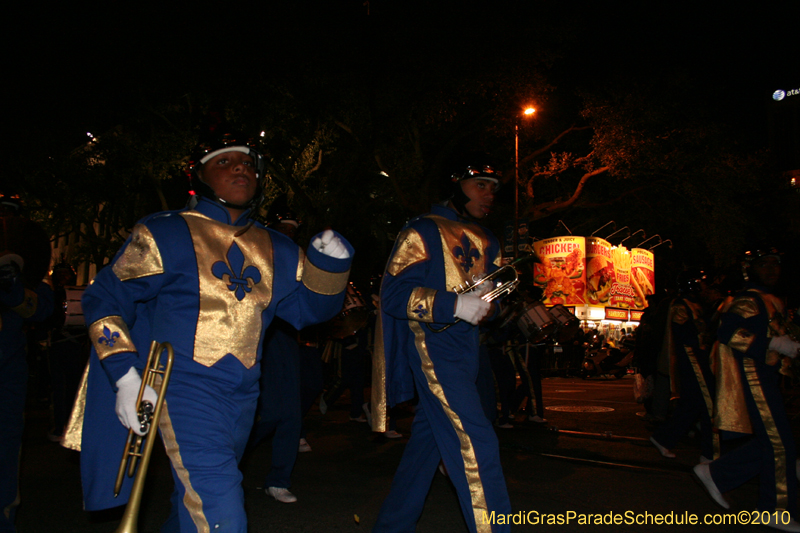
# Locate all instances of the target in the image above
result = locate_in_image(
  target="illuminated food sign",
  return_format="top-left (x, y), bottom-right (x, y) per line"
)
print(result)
top-left (630, 248), bottom-right (655, 310)
top-left (608, 245), bottom-right (635, 309)
top-left (533, 236), bottom-right (655, 312)
top-left (605, 308), bottom-right (629, 321)
top-left (532, 236), bottom-right (587, 306)
top-left (586, 237), bottom-right (614, 306)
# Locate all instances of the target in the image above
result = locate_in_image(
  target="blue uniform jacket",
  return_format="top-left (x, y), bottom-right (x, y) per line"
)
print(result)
top-left (377, 203), bottom-right (501, 414)
top-left (65, 197), bottom-right (352, 510)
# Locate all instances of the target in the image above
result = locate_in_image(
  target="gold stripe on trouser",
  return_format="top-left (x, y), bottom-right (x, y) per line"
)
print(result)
top-left (409, 322), bottom-right (490, 533)
top-left (743, 358), bottom-right (789, 510)
top-left (159, 402), bottom-right (209, 533)
top-left (684, 346), bottom-right (720, 459)
top-left (370, 314), bottom-right (388, 432)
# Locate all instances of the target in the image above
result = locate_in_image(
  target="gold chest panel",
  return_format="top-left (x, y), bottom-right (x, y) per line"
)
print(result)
top-left (182, 212), bottom-right (274, 369)
top-left (429, 215), bottom-right (494, 292)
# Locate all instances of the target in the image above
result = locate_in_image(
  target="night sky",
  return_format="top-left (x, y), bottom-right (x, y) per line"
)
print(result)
top-left (2, 0), bottom-right (798, 294)
top-left (5, 1), bottom-right (798, 168)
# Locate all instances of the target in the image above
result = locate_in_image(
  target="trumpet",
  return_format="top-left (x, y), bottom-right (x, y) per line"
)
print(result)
top-left (427, 254), bottom-right (536, 333)
top-left (114, 341), bottom-right (174, 533)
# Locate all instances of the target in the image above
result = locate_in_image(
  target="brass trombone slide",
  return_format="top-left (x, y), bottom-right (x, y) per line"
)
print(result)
top-left (113, 341), bottom-right (174, 533)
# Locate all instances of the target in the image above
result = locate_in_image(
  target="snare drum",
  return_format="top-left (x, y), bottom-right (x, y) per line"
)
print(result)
top-left (341, 283), bottom-right (366, 316)
top-left (515, 301), bottom-right (556, 343)
top-left (549, 304), bottom-right (580, 344)
top-left (328, 283), bottom-right (370, 339)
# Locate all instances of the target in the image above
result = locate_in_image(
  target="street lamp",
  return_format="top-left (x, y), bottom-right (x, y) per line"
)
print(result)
top-left (514, 106), bottom-right (536, 258)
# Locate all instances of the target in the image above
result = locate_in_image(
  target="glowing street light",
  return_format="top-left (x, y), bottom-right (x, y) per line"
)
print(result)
top-left (514, 107), bottom-right (536, 258)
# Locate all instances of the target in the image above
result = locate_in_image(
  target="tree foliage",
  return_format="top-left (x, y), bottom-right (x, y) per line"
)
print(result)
top-left (519, 73), bottom-right (796, 271)
top-left (20, 103), bottom-right (195, 270)
top-left (10, 6), bottom-right (795, 284)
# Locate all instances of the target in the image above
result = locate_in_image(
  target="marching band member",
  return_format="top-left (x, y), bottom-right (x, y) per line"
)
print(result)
top-left (64, 130), bottom-right (353, 532)
top-left (250, 211), bottom-right (304, 504)
top-left (649, 269), bottom-right (719, 462)
top-left (0, 196), bottom-right (53, 533)
top-left (694, 247), bottom-right (800, 532)
top-left (371, 160), bottom-right (511, 533)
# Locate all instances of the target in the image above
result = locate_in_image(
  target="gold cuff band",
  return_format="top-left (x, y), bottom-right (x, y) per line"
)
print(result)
top-left (302, 258), bottom-right (349, 295)
top-left (89, 316), bottom-right (137, 360)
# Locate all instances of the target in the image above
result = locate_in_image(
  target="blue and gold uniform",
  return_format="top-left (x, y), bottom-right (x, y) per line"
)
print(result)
top-left (63, 197), bottom-right (352, 532)
top-left (708, 284), bottom-right (797, 515)
top-left (651, 296), bottom-right (719, 460)
top-left (372, 203), bottom-right (511, 533)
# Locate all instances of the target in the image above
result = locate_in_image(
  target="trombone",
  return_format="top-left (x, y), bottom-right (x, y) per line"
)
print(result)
top-left (113, 340), bottom-right (174, 533)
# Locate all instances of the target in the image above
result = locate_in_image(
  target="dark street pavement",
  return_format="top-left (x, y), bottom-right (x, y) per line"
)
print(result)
top-left (15, 374), bottom-right (800, 532)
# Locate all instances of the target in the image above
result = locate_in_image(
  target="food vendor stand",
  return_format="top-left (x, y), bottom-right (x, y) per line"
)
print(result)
top-left (531, 236), bottom-right (656, 344)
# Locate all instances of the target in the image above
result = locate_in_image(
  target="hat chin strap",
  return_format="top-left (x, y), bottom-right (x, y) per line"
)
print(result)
top-left (215, 195), bottom-right (253, 211)
top-left (448, 183), bottom-right (473, 218)
top-left (193, 174), bottom-right (259, 211)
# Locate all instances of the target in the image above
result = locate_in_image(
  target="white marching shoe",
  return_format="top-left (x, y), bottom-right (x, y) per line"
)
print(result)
top-left (267, 486), bottom-right (298, 503)
top-left (692, 464), bottom-right (729, 509)
top-left (650, 436), bottom-right (676, 458)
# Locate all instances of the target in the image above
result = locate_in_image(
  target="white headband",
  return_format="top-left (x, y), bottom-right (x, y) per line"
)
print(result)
top-left (199, 146), bottom-right (251, 165)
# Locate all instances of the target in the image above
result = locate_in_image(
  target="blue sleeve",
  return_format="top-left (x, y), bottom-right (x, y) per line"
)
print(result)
top-left (381, 221), bottom-right (458, 326)
top-left (381, 262), bottom-right (458, 325)
top-left (82, 220), bottom-right (168, 387)
top-left (275, 230), bottom-right (355, 331)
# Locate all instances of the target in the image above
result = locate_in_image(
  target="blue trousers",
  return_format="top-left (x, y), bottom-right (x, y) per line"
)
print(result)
top-left (476, 344), bottom-right (497, 424)
top-left (652, 350), bottom-right (716, 460)
top-left (160, 360), bottom-right (259, 533)
top-left (0, 349), bottom-right (26, 533)
top-left (488, 344), bottom-right (515, 423)
top-left (323, 343), bottom-right (367, 418)
top-left (709, 357), bottom-right (797, 514)
top-left (298, 344), bottom-right (324, 439)
top-left (250, 324), bottom-right (301, 489)
top-left (373, 341), bottom-right (511, 533)
top-left (514, 344), bottom-right (544, 418)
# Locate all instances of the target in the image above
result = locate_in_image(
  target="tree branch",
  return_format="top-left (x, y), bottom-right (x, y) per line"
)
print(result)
top-left (520, 125), bottom-right (591, 168)
top-left (306, 149), bottom-right (323, 175)
top-left (526, 166), bottom-right (609, 220)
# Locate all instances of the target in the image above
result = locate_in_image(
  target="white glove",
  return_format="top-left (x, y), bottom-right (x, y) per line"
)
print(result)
top-left (454, 292), bottom-right (492, 325)
top-left (769, 335), bottom-right (800, 359)
top-left (115, 366), bottom-right (159, 436)
top-left (312, 229), bottom-right (350, 259)
top-left (470, 278), bottom-right (492, 298)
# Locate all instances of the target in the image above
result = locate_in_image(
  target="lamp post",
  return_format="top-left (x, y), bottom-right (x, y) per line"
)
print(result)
top-left (514, 107), bottom-right (536, 259)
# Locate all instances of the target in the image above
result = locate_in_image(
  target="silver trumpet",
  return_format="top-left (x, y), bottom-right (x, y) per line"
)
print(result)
top-left (427, 254), bottom-right (536, 333)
